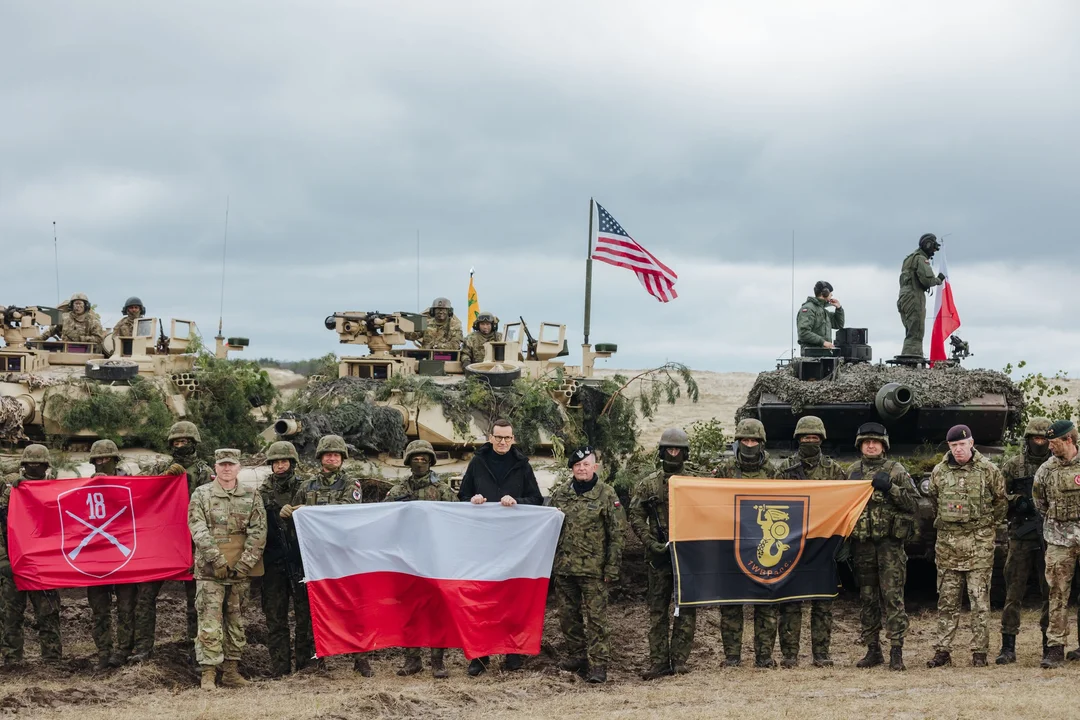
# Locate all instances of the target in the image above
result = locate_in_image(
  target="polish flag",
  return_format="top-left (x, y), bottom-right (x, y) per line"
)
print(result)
top-left (293, 502), bottom-right (564, 659)
top-left (929, 246), bottom-right (961, 367)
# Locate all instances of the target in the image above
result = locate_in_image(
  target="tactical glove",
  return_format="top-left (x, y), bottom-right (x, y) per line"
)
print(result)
top-left (649, 541), bottom-right (668, 555)
top-left (937, 272), bottom-right (946, 282)
top-left (165, 463), bottom-right (187, 476)
top-left (871, 472), bottom-right (892, 492)
top-left (279, 504), bottom-right (295, 519)
top-left (8, 478), bottom-right (20, 489)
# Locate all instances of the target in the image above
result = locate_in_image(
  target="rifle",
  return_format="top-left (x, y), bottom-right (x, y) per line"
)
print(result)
top-left (644, 496), bottom-right (668, 569)
top-left (518, 316), bottom-right (538, 360)
top-left (266, 506), bottom-right (304, 585)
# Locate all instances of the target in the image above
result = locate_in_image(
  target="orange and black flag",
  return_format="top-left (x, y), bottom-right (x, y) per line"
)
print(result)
top-left (669, 477), bottom-right (873, 606)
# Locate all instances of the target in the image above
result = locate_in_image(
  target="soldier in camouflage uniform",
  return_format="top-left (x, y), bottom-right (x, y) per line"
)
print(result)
top-left (38, 292), bottom-right (105, 345)
top-left (85, 439), bottom-right (138, 669)
top-left (629, 428), bottom-right (698, 679)
top-left (384, 440), bottom-right (458, 678)
top-left (133, 421), bottom-right (214, 661)
top-left (715, 419), bottom-right (789, 668)
top-left (550, 447), bottom-right (624, 684)
top-left (796, 282), bottom-right (845, 351)
top-left (896, 233), bottom-right (945, 357)
top-left (996, 417), bottom-right (1052, 664)
top-left (0, 445), bottom-right (63, 664)
top-left (259, 441), bottom-right (311, 676)
top-left (1032, 419), bottom-right (1080, 668)
top-left (460, 312), bottom-right (501, 366)
top-left (404, 297), bottom-right (464, 350)
top-left (777, 416), bottom-right (847, 667)
top-left (111, 297), bottom-right (145, 338)
top-left (189, 449), bottom-right (267, 691)
top-left (281, 434), bottom-right (370, 675)
top-left (926, 425), bottom-right (1007, 668)
top-left (846, 422), bottom-right (918, 671)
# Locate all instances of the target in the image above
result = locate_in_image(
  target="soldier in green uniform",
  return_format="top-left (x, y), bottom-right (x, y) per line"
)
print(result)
top-left (38, 292), bottom-right (105, 345)
top-left (629, 428), bottom-right (697, 679)
top-left (777, 416), bottom-right (847, 667)
top-left (259, 440), bottom-right (310, 676)
top-left (1, 445), bottom-right (63, 665)
top-left (926, 425), bottom-right (1007, 668)
top-left (796, 282), bottom-right (845, 351)
top-left (897, 233), bottom-right (945, 357)
top-left (385, 440), bottom-right (458, 678)
top-left (846, 423), bottom-right (918, 671)
top-left (404, 297), bottom-right (464, 350)
top-left (280, 434), bottom-right (369, 675)
top-left (1032, 420), bottom-right (1080, 668)
top-left (550, 446), bottom-right (624, 684)
top-left (132, 420), bottom-right (213, 662)
top-left (85, 439), bottom-right (138, 669)
top-left (460, 312), bottom-right (501, 366)
top-left (996, 417), bottom-right (1052, 664)
top-left (189, 449), bottom-right (267, 691)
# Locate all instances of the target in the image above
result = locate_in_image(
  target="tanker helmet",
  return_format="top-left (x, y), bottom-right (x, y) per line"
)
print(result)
top-left (855, 422), bottom-right (890, 451)
top-left (20, 444), bottom-right (51, 466)
top-left (315, 434), bottom-right (349, 460)
top-left (167, 421), bottom-right (202, 444)
top-left (794, 415), bottom-right (827, 440)
top-left (89, 439), bottom-right (121, 461)
top-left (265, 440), bottom-right (300, 464)
top-left (734, 418), bottom-right (767, 443)
top-left (403, 439), bottom-right (437, 466)
top-left (473, 312), bottom-right (498, 333)
top-left (1024, 416), bottom-right (1052, 438)
top-left (918, 233), bottom-right (940, 253)
top-left (658, 427), bottom-right (690, 449)
top-left (121, 296), bottom-right (145, 315)
top-left (428, 297), bottom-right (454, 318)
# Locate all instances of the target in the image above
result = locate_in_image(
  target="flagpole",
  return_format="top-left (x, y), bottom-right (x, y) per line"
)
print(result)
top-left (583, 197), bottom-right (594, 346)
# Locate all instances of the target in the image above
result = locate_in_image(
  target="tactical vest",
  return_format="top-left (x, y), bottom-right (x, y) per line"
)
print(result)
top-left (935, 461), bottom-right (993, 524)
top-left (1043, 466), bottom-right (1080, 522)
top-left (850, 460), bottom-right (915, 542)
top-left (298, 471), bottom-right (357, 506)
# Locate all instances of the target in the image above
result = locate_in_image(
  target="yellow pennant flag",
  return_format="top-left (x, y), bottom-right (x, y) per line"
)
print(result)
top-left (467, 270), bottom-right (479, 329)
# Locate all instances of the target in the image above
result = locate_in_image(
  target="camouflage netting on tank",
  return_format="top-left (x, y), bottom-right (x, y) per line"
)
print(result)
top-left (280, 406), bottom-right (409, 459)
top-left (736, 363), bottom-right (1025, 420)
top-left (0, 397), bottom-right (27, 442)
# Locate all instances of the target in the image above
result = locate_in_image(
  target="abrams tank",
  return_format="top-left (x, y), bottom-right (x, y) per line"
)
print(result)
top-left (737, 328), bottom-right (1023, 454)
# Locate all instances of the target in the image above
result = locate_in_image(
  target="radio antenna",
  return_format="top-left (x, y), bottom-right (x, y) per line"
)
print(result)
top-left (53, 221), bottom-right (61, 306)
top-left (416, 229), bottom-right (421, 313)
top-left (217, 196), bottom-right (230, 337)
top-left (790, 230), bottom-right (796, 359)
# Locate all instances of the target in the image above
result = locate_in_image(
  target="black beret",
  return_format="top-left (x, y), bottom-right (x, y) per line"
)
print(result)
top-left (568, 446), bottom-right (595, 468)
top-left (1047, 420), bottom-right (1076, 439)
top-left (946, 425), bottom-right (972, 442)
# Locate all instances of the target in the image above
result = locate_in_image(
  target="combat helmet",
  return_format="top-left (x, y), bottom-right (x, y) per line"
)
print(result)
top-left (473, 311), bottom-right (499, 333)
top-left (428, 297), bottom-right (454, 317)
top-left (89, 439), bottom-right (121, 461)
top-left (793, 416), bottom-right (827, 441)
top-left (121, 296), bottom-right (145, 315)
top-left (64, 292), bottom-right (91, 312)
top-left (854, 422), bottom-right (890, 452)
top-left (315, 434), bottom-right (349, 460)
top-left (168, 421), bottom-right (202, 444)
top-left (658, 427), bottom-right (690, 449)
top-left (918, 233), bottom-right (940, 254)
top-left (1025, 416), bottom-right (1052, 437)
top-left (20, 444), bottom-right (51, 466)
top-left (734, 418), bottom-right (767, 443)
top-left (403, 439), bottom-right (436, 467)
top-left (265, 440), bottom-right (299, 465)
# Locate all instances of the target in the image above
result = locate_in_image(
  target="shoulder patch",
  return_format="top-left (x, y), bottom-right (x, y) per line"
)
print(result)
top-left (613, 500), bottom-right (621, 508)
top-left (352, 489), bottom-right (362, 500)
top-left (800, 308), bottom-right (809, 312)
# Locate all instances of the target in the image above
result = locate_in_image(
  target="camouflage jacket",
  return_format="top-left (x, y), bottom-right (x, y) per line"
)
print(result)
top-left (1000, 450), bottom-right (1049, 540)
top-left (291, 468), bottom-right (362, 506)
top-left (847, 457), bottom-right (918, 542)
top-left (712, 451), bottom-right (780, 480)
top-left (149, 455), bottom-right (213, 497)
top-left (796, 296), bottom-right (844, 348)
top-left (629, 465), bottom-right (704, 549)
top-left (777, 453), bottom-right (848, 480)
top-left (550, 476), bottom-right (625, 580)
top-left (384, 471), bottom-right (457, 502)
top-left (460, 330), bottom-right (501, 366)
top-left (929, 450), bottom-right (1007, 570)
top-left (188, 480), bottom-right (267, 582)
top-left (406, 316), bottom-right (463, 350)
top-left (1033, 450), bottom-right (1080, 547)
top-left (899, 248), bottom-right (943, 295)
top-left (112, 315), bottom-right (137, 337)
top-left (43, 311), bottom-right (105, 344)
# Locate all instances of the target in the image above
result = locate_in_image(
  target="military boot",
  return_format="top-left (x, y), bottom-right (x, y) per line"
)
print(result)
top-left (397, 655), bottom-right (423, 676)
top-left (995, 634), bottom-right (1016, 665)
top-left (1042, 645), bottom-right (1065, 669)
top-left (107, 651), bottom-right (127, 668)
top-left (431, 649), bottom-right (448, 679)
top-left (889, 647), bottom-right (905, 671)
top-left (855, 642), bottom-right (884, 668)
top-left (780, 655), bottom-right (798, 669)
top-left (200, 665), bottom-right (217, 691)
top-left (812, 653), bottom-right (833, 668)
top-left (1065, 646), bottom-right (1080, 661)
top-left (220, 659), bottom-right (249, 687)
top-left (641, 663), bottom-right (672, 680)
top-left (353, 656), bottom-right (374, 677)
top-left (586, 665), bottom-right (607, 684)
top-left (723, 655), bottom-right (742, 667)
top-left (95, 652), bottom-right (112, 671)
top-left (754, 656), bottom-right (776, 668)
top-left (926, 651), bottom-right (952, 668)
top-left (559, 656), bottom-right (588, 673)
top-left (972, 652), bottom-right (988, 667)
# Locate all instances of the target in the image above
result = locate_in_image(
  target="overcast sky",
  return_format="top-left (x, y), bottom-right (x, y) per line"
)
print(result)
top-left (2, 1), bottom-right (1078, 379)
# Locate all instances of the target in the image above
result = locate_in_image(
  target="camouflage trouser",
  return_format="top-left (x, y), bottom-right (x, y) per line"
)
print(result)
top-left (935, 567), bottom-right (992, 653)
top-left (132, 579), bottom-right (197, 656)
top-left (754, 602), bottom-right (802, 660)
top-left (260, 564), bottom-right (314, 674)
top-left (897, 291), bottom-right (926, 356)
top-left (87, 584), bottom-right (137, 659)
top-left (555, 574), bottom-right (611, 665)
top-left (808, 599), bottom-right (832, 656)
top-left (718, 605), bottom-right (744, 658)
top-left (6, 588), bottom-right (62, 661)
top-left (0, 570), bottom-right (18, 662)
top-left (404, 647), bottom-right (445, 664)
top-left (1001, 537), bottom-right (1049, 636)
top-left (1044, 544), bottom-right (1080, 646)
top-left (852, 538), bottom-right (908, 647)
top-left (194, 580), bottom-right (248, 667)
top-left (646, 563), bottom-right (697, 666)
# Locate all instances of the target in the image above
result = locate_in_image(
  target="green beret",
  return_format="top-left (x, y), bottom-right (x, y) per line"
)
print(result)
top-left (1047, 420), bottom-right (1076, 440)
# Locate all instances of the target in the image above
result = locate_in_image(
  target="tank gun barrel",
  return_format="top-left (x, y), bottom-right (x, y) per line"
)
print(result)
top-left (874, 382), bottom-right (914, 421)
top-left (273, 418), bottom-right (302, 437)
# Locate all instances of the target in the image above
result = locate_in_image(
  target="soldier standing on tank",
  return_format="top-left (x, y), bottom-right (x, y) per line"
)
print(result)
top-left (846, 423), bottom-right (918, 671)
top-left (132, 421), bottom-right (214, 662)
top-left (405, 297), bottom-right (464, 350)
top-left (926, 425), bottom-right (1007, 668)
top-left (112, 297), bottom-right (145, 337)
top-left (715, 419), bottom-right (789, 668)
top-left (280, 434), bottom-right (369, 674)
top-left (0, 445), bottom-right (63, 665)
top-left (630, 428), bottom-right (698, 678)
top-left (189, 449), bottom-right (267, 691)
top-left (897, 233), bottom-right (946, 357)
top-left (259, 441), bottom-right (311, 676)
top-left (996, 417), bottom-right (1053, 664)
top-left (38, 292), bottom-right (105, 345)
top-left (384, 440), bottom-right (458, 678)
top-left (1032, 420), bottom-right (1080, 669)
top-left (85, 439), bottom-right (138, 669)
top-left (797, 282), bottom-right (845, 352)
top-left (550, 446), bottom-right (624, 684)
top-left (777, 416), bottom-right (847, 667)
top-left (460, 312), bottom-right (501, 367)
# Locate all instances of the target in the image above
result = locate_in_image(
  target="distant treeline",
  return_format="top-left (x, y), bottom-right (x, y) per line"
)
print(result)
top-left (256, 353), bottom-right (338, 378)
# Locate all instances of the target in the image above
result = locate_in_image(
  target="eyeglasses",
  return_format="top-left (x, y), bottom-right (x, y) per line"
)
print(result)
top-left (491, 435), bottom-right (514, 443)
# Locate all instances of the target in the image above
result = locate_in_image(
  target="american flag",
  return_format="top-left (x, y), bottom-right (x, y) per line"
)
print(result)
top-left (591, 203), bottom-right (678, 302)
